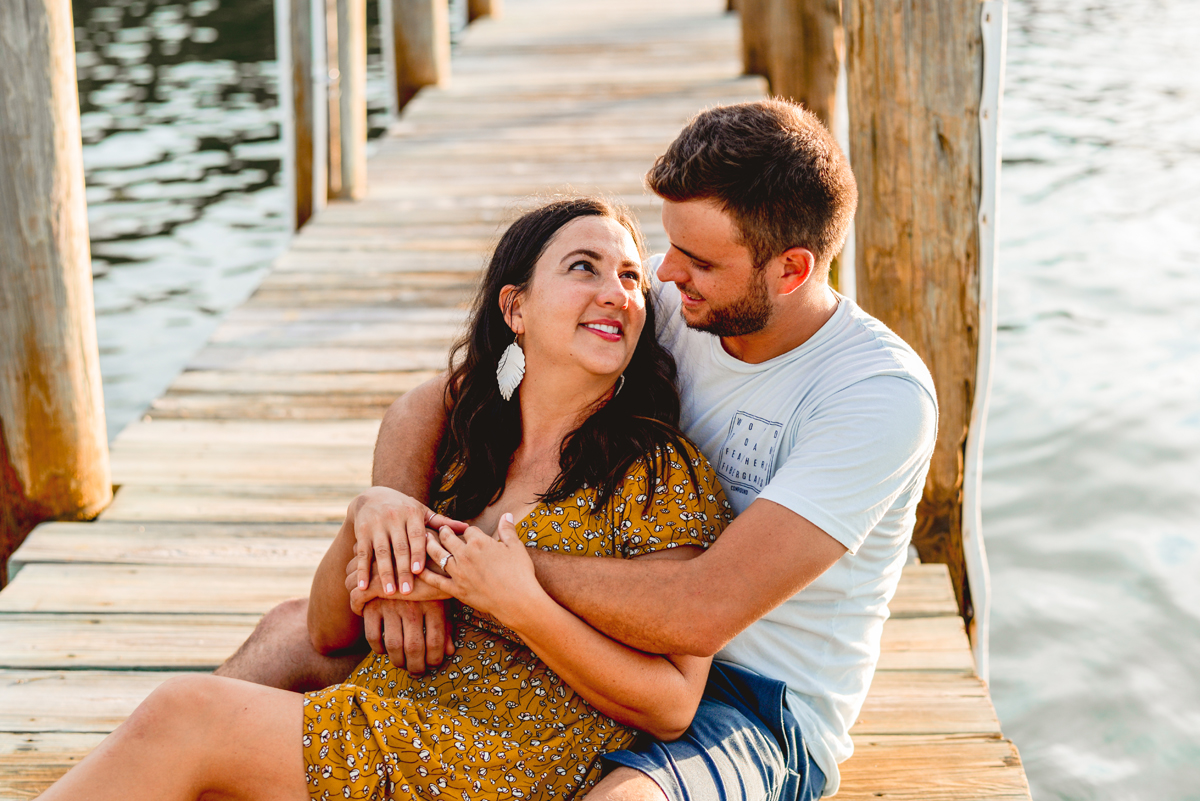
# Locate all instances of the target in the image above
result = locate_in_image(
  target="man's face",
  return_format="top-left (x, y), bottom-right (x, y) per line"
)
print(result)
top-left (658, 199), bottom-right (773, 337)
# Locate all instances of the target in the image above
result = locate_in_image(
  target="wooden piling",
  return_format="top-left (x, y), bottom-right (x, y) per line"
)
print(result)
top-left (766, 0), bottom-right (843, 132)
top-left (335, 0), bottom-right (367, 199)
top-left (842, 0), bottom-right (987, 621)
top-left (0, 0), bottom-right (112, 583)
top-left (467, 0), bottom-right (503, 23)
top-left (389, 0), bottom-right (451, 109)
top-left (325, 0), bottom-right (343, 197)
top-left (738, 0), bottom-right (771, 77)
top-left (274, 0), bottom-right (328, 229)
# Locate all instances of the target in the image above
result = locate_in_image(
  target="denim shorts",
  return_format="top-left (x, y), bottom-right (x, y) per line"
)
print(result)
top-left (602, 661), bottom-right (825, 801)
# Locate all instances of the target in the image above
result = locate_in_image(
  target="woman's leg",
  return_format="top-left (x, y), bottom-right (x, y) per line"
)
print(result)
top-left (38, 675), bottom-right (309, 801)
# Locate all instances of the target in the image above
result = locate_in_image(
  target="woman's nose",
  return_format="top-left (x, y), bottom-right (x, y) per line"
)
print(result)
top-left (598, 272), bottom-right (630, 308)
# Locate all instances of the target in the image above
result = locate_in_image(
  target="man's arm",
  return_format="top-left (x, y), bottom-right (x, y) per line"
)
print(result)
top-left (372, 374), bottom-right (449, 494)
top-left (529, 498), bottom-right (847, 656)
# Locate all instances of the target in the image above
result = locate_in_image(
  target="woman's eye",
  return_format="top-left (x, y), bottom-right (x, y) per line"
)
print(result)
top-left (568, 260), bottom-right (595, 273)
top-left (621, 271), bottom-right (641, 282)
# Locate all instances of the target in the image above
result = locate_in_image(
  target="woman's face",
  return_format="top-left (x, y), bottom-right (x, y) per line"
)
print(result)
top-left (502, 215), bottom-right (646, 385)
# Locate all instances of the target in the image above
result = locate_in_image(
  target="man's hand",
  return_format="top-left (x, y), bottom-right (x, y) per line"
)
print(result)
top-left (362, 599), bottom-right (455, 675)
top-left (347, 486), bottom-right (468, 600)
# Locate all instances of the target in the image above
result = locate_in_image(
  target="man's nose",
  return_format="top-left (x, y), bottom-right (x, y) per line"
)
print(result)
top-left (657, 249), bottom-right (687, 284)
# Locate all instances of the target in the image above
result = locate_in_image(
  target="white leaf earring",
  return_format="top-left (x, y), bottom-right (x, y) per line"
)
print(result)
top-left (613, 374), bottom-right (626, 397)
top-left (496, 337), bottom-right (525, 401)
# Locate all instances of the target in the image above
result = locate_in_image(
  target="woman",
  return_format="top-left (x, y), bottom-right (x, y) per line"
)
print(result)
top-left (36, 198), bottom-right (730, 801)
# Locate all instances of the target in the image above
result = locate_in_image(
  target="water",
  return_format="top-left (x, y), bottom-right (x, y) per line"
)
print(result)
top-left (986, 2), bottom-right (1200, 797)
top-left (72, 0), bottom-right (1200, 797)
top-left (75, 0), bottom-right (406, 439)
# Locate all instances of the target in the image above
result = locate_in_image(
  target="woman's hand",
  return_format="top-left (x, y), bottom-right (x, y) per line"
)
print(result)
top-left (345, 553), bottom-right (450, 615)
top-left (347, 487), bottom-right (468, 599)
top-left (422, 514), bottom-right (547, 628)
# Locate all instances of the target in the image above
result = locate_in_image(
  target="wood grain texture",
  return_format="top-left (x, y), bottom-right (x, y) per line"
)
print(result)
top-left (843, 0), bottom-right (985, 620)
top-left (336, 0), bottom-right (367, 199)
top-left (0, 0), bottom-right (112, 574)
top-left (766, 0), bottom-right (843, 130)
top-left (275, 0), bottom-right (321, 227)
top-left (467, 0), bottom-right (502, 22)
top-left (390, 0), bottom-right (451, 107)
top-left (737, 0), bottom-right (772, 76)
top-left (0, 564), bottom-right (315, 614)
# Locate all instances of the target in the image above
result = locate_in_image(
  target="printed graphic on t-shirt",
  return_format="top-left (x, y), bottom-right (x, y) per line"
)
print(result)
top-left (716, 411), bottom-right (783, 499)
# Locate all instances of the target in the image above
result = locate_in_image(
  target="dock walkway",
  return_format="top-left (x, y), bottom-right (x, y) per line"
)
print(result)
top-left (0, 1), bottom-right (1031, 797)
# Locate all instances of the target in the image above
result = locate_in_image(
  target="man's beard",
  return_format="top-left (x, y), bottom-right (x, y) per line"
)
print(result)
top-left (681, 270), bottom-right (772, 337)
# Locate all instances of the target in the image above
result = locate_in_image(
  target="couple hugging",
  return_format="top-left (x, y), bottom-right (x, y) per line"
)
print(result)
top-left (37, 99), bottom-right (937, 801)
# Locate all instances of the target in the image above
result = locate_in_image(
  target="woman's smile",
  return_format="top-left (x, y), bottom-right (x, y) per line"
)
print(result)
top-left (581, 319), bottom-right (624, 342)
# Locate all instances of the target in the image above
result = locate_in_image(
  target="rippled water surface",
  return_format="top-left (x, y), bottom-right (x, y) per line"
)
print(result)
top-left (987, 1), bottom-right (1200, 798)
top-left (76, 0), bottom-right (402, 438)
top-left (78, 0), bottom-right (1200, 798)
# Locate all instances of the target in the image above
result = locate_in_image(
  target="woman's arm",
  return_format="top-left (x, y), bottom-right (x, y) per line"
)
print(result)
top-left (423, 517), bottom-right (710, 741)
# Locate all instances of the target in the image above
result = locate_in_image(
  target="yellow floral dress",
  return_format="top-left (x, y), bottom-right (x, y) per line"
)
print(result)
top-left (303, 441), bottom-right (731, 801)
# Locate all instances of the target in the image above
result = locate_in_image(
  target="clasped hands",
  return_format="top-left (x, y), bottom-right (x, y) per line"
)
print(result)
top-left (342, 486), bottom-right (541, 674)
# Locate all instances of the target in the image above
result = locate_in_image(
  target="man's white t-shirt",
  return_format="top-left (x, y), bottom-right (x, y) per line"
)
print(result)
top-left (651, 259), bottom-right (938, 796)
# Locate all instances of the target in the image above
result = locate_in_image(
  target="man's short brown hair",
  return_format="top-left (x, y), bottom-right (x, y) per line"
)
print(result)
top-left (646, 98), bottom-right (857, 273)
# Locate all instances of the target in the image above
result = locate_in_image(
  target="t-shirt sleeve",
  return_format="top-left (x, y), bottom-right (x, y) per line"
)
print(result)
top-left (756, 375), bottom-right (937, 554)
top-left (616, 440), bottom-right (733, 558)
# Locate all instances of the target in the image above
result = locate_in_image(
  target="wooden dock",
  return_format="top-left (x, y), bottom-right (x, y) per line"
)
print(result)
top-left (0, 0), bottom-right (1031, 798)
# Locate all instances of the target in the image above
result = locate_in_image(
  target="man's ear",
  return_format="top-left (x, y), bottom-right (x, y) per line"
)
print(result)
top-left (775, 247), bottom-right (816, 296)
top-left (498, 284), bottom-right (524, 334)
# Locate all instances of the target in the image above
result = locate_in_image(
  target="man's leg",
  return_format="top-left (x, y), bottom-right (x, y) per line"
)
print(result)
top-left (215, 597), bottom-right (364, 691)
top-left (585, 767), bottom-right (669, 801)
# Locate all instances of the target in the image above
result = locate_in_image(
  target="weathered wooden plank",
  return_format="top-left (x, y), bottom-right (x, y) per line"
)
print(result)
top-left (187, 346), bottom-right (451, 373)
top-left (209, 306), bottom-right (469, 345)
top-left (9, 521), bottom-right (334, 574)
top-left (0, 564), bottom-right (314, 614)
top-left (853, 671), bottom-right (1000, 736)
top-left (838, 735), bottom-right (1031, 800)
top-left (888, 564), bottom-right (960, 618)
top-left (0, 615), bottom-right (259, 670)
top-left (149, 393), bottom-right (398, 420)
top-left (166, 370), bottom-right (439, 396)
top-left (0, 671), bottom-right (183, 733)
top-left (112, 419), bottom-right (381, 447)
top-left (110, 444), bottom-right (373, 483)
top-left (101, 484), bottom-right (359, 523)
top-left (876, 616), bottom-right (975, 673)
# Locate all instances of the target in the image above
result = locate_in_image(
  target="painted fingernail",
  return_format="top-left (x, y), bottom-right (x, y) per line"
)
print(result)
top-left (503, 513), bottom-right (514, 523)
top-left (402, 582), bottom-right (411, 593)
top-left (412, 562), bottom-right (421, 573)
top-left (358, 580), bottom-right (367, 590)
top-left (385, 583), bottom-right (395, 594)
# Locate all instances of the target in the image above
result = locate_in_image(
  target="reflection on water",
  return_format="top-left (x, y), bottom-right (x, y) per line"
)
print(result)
top-left (77, 0), bottom-right (408, 438)
top-left (987, 1), bottom-right (1200, 798)
top-left (76, 0), bottom-right (287, 439)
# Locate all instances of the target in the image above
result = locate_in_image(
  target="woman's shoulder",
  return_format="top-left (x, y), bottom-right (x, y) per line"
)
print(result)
top-left (612, 435), bottom-right (732, 558)
top-left (622, 436), bottom-right (718, 488)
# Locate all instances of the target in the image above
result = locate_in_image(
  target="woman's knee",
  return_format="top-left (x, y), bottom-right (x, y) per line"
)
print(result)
top-left (124, 675), bottom-right (228, 743)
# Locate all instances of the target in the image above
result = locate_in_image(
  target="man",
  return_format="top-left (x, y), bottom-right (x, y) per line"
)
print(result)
top-left (218, 98), bottom-right (937, 800)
